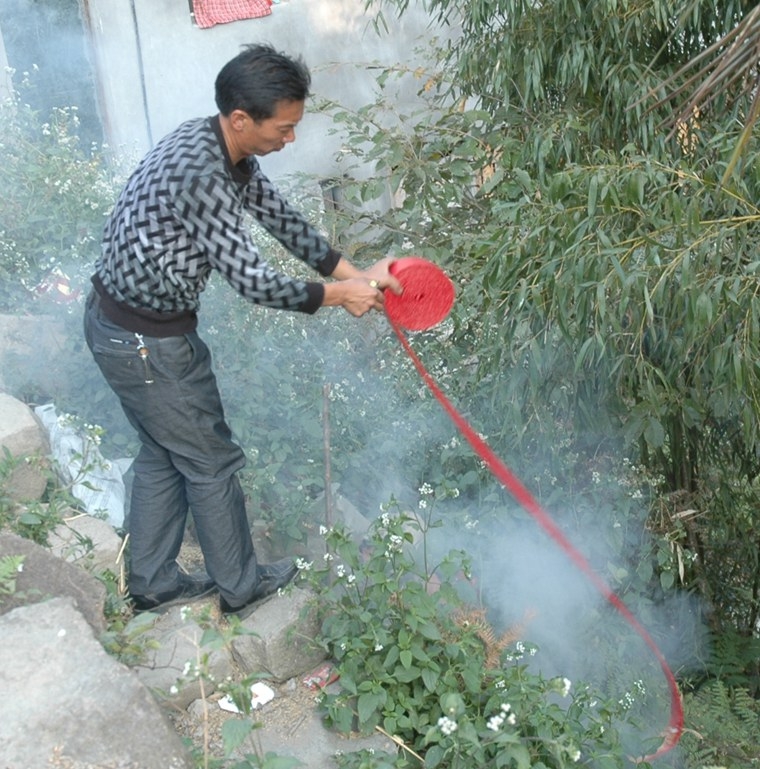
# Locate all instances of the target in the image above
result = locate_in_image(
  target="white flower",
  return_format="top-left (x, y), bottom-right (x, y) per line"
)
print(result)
top-left (569, 747), bottom-right (581, 762)
top-left (618, 691), bottom-right (635, 709)
top-left (561, 678), bottom-right (572, 697)
top-left (486, 714), bottom-right (504, 731)
top-left (319, 525), bottom-right (328, 535)
top-left (335, 564), bottom-right (346, 578)
top-left (169, 685), bottom-right (178, 695)
top-left (295, 558), bottom-right (313, 571)
top-left (323, 552), bottom-right (334, 562)
top-left (437, 716), bottom-right (458, 736)
top-left (347, 574), bottom-right (356, 584)
top-left (374, 643), bottom-right (383, 652)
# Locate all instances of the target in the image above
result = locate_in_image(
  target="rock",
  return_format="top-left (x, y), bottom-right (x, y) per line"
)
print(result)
top-left (133, 601), bottom-right (234, 709)
top-left (0, 312), bottom-right (67, 397)
top-left (49, 511), bottom-right (125, 577)
top-left (231, 586), bottom-right (327, 681)
top-left (0, 597), bottom-right (193, 769)
top-left (0, 531), bottom-right (107, 635)
top-left (0, 392), bottom-right (49, 501)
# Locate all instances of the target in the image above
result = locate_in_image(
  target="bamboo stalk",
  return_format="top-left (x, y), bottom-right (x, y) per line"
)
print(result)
top-left (322, 383), bottom-right (333, 530)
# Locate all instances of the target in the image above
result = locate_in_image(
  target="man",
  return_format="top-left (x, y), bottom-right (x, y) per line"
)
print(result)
top-left (84, 43), bottom-right (402, 619)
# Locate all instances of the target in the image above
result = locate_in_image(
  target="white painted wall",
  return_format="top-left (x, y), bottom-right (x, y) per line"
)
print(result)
top-left (84, 0), bottom-right (451, 188)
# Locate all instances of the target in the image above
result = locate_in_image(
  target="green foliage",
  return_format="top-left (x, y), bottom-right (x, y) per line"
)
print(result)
top-left (0, 554), bottom-right (25, 601)
top-left (697, 628), bottom-right (760, 693)
top-left (301, 505), bottom-right (643, 768)
top-left (99, 610), bottom-right (161, 667)
top-left (681, 679), bottom-right (760, 768)
top-left (372, 0), bottom-right (748, 156)
top-left (0, 447), bottom-right (68, 545)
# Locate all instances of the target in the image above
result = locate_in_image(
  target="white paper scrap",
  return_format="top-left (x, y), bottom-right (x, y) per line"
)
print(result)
top-left (218, 682), bottom-right (275, 714)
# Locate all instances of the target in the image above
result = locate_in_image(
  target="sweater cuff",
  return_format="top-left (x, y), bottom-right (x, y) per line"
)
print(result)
top-left (319, 247), bottom-right (342, 277)
top-left (303, 282), bottom-right (325, 314)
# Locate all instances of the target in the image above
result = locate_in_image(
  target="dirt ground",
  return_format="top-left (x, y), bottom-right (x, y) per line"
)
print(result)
top-left (168, 674), bottom-right (325, 758)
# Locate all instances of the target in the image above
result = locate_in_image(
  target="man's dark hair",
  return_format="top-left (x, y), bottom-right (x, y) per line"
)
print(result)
top-left (215, 43), bottom-right (311, 120)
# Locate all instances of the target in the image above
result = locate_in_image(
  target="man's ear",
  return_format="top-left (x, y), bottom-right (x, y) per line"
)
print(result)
top-left (228, 109), bottom-right (249, 131)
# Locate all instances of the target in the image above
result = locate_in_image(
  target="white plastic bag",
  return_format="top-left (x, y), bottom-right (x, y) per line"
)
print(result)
top-left (34, 403), bottom-right (130, 528)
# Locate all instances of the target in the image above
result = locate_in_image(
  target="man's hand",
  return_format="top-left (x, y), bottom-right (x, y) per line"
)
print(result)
top-left (360, 256), bottom-right (404, 296)
top-left (323, 256), bottom-right (404, 316)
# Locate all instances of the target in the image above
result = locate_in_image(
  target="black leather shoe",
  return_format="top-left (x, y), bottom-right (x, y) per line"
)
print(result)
top-left (131, 573), bottom-right (217, 613)
top-left (220, 558), bottom-right (299, 620)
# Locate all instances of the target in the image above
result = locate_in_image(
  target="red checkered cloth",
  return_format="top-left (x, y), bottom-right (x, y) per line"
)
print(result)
top-left (192, 0), bottom-right (272, 29)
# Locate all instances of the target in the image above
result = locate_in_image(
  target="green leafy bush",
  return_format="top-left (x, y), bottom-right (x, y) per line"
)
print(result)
top-left (301, 504), bottom-right (652, 769)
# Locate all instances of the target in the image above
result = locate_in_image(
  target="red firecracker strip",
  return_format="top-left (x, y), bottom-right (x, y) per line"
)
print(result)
top-left (384, 256), bottom-right (684, 761)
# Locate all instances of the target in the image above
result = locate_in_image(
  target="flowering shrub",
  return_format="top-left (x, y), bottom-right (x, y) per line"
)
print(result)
top-left (300, 502), bottom-right (636, 769)
top-left (0, 69), bottom-right (124, 312)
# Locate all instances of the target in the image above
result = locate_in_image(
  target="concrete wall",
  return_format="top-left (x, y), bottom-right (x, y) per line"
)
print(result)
top-left (0, 22), bottom-right (11, 102)
top-left (83, 0), bottom-right (449, 187)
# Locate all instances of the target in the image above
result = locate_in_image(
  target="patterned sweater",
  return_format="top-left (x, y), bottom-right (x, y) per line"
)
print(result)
top-left (93, 115), bottom-right (341, 336)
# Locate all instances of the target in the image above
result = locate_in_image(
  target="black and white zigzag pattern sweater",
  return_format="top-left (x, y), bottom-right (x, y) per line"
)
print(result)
top-left (92, 115), bottom-right (340, 336)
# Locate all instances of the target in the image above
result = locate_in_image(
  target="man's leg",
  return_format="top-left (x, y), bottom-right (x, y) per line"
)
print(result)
top-left (143, 332), bottom-right (260, 604)
top-left (84, 290), bottom-right (260, 604)
top-left (126, 437), bottom-right (189, 596)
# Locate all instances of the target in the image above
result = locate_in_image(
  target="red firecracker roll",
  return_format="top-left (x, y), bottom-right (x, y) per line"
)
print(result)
top-left (384, 257), bottom-right (455, 331)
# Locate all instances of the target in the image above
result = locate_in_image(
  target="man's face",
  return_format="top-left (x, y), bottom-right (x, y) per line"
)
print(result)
top-left (242, 99), bottom-right (305, 156)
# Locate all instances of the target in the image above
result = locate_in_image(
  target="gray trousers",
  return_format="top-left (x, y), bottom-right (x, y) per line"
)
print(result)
top-left (83, 290), bottom-right (259, 604)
